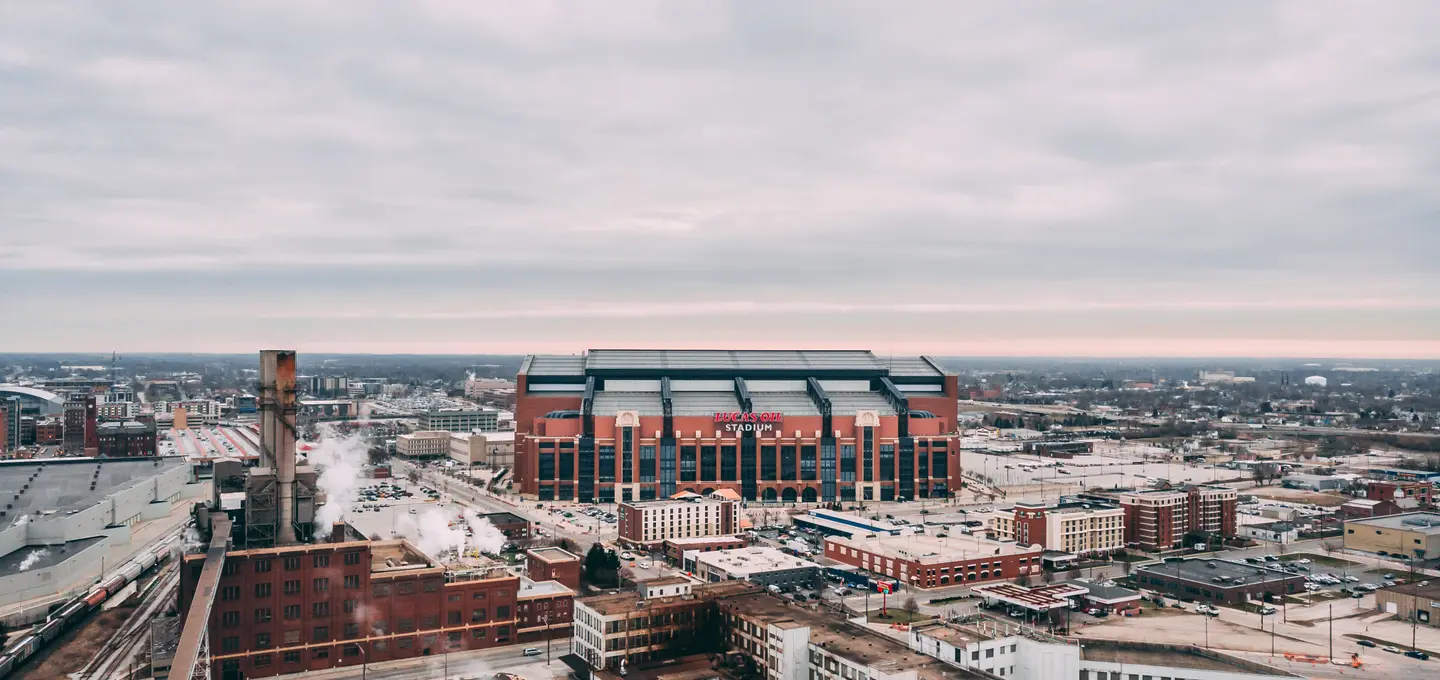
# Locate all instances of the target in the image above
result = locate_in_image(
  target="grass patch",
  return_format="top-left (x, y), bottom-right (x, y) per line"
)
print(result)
top-left (1276, 553), bottom-right (1359, 568)
top-left (867, 609), bottom-right (934, 624)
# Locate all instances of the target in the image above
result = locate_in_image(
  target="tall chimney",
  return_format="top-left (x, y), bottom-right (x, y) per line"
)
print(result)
top-left (260, 350), bottom-right (299, 544)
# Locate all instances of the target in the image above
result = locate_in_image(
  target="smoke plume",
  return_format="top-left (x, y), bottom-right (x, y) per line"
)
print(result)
top-left (395, 507), bottom-right (467, 559)
top-left (18, 548), bottom-right (48, 571)
top-left (309, 435), bottom-right (370, 527)
top-left (463, 510), bottom-right (508, 555)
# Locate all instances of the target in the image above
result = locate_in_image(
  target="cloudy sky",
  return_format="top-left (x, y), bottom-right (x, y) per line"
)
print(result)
top-left (2, 2), bottom-right (1438, 357)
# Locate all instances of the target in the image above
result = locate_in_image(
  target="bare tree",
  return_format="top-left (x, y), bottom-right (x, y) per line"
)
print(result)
top-left (902, 596), bottom-right (920, 618)
top-left (1041, 569), bottom-right (1055, 584)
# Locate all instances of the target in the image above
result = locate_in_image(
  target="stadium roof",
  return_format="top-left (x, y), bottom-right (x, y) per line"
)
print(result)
top-left (0, 384), bottom-right (66, 414)
top-left (522, 349), bottom-right (950, 381)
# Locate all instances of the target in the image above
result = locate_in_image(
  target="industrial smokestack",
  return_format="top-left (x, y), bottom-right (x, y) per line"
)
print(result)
top-left (260, 350), bottom-right (299, 544)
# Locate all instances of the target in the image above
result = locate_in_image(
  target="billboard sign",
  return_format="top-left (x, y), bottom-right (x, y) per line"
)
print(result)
top-left (714, 411), bottom-right (784, 433)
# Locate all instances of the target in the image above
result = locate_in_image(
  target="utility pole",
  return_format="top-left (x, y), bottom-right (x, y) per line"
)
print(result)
top-left (1328, 603), bottom-right (1333, 662)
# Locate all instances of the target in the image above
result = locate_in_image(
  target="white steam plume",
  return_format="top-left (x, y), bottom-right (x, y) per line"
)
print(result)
top-left (463, 510), bottom-right (508, 555)
top-left (183, 526), bottom-right (204, 552)
top-left (13, 514), bottom-right (29, 528)
top-left (395, 507), bottom-right (467, 559)
top-left (18, 548), bottom-right (48, 571)
top-left (309, 435), bottom-right (370, 528)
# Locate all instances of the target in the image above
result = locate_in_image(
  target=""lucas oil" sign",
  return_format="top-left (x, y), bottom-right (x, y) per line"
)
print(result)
top-left (714, 412), bottom-right (785, 433)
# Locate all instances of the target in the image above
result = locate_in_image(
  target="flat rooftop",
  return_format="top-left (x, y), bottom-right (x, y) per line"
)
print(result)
top-left (1344, 512), bottom-right (1440, 534)
top-left (622, 497), bottom-right (729, 510)
top-left (0, 456), bottom-right (186, 520)
top-left (483, 512), bottom-right (528, 525)
top-left (1080, 582), bottom-right (1142, 603)
top-left (580, 580), bottom-right (757, 617)
top-left (528, 547), bottom-right (580, 563)
top-left (0, 537), bottom-right (105, 577)
top-left (664, 535), bottom-right (744, 546)
top-left (716, 592), bottom-right (980, 678)
top-left (369, 540), bottom-right (436, 572)
top-left (1137, 558), bottom-right (1300, 587)
top-left (911, 622), bottom-right (995, 647)
top-left (695, 547), bottom-right (819, 576)
top-left (518, 577), bottom-right (573, 598)
top-left (827, 534), bottom-right (1040, 564)
top-left (1079, 640), bottom-right (1297, 676)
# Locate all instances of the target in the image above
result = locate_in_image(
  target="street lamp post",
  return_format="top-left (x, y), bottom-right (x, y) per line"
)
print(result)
top-left (340, 643), bottom-right (367, 680)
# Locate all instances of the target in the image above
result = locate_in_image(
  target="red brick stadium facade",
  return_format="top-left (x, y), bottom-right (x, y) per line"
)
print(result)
top-left (515, 350), bottom-right (961, 505)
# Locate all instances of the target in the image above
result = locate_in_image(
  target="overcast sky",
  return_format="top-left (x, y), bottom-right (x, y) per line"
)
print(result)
top-left (2, 2), bottom-right (1437, 357)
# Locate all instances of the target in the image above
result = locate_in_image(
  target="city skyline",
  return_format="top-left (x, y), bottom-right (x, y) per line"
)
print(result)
top-left (2, 2), bottom-right (1438, 357)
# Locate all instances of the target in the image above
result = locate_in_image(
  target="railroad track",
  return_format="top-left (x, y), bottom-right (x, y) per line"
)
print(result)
top-left (73, 566), bottom-right (180, 680)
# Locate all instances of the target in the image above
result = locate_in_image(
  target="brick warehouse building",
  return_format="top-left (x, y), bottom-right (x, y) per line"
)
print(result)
top-left (179, 536), bottom-right (573, 679)
top-left (823, 533), bottom-right (1042, 589)
top-left (515, 350), bottom-right (961, 504)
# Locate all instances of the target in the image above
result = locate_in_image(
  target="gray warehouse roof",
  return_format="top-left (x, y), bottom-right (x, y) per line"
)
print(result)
top-left (0, 456), bottom-right (187, 519)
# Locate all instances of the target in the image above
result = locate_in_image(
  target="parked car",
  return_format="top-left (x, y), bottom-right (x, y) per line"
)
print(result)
top-left (1404, 650), bottom-right (1430, 660)
top-left (1383, 645), bottom-right (1402, 654)
top-left (1357, 639), bottom-right (1376, 648)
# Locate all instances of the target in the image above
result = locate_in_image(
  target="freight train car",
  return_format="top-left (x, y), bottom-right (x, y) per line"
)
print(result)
top-left (0, 534), bottom-right (181, 679)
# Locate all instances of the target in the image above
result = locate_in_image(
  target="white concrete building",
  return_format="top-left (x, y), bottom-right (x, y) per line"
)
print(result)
top-left (1240, 521), bottom-right (1299, 545)
top-left (910, 619), bottom-right (1299, 680)
top-left (0, 457), bottom-right (200, 621)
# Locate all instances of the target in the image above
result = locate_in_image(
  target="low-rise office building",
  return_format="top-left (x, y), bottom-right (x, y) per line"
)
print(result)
top-left (662, 536), bottom-right (747, 562)
top-left (1240, 521), bottom-right (1299, 545)
top-left (1343, 512), bottom-right (1440, 557)
top-left (395, 431), bottom-right (452, 458)
top-left (689, 547), bottom-right (822, 590)
top-left (1134, 558), bottom-right (1303, 605)
top-left (824, 533), bottom-right (1043, 589)
top-left (527, 547), bottom-right (581, 590)
top-left (419, 409), bottom-right (499, 433)
top-left (482, 512), bottom-right (531, 541)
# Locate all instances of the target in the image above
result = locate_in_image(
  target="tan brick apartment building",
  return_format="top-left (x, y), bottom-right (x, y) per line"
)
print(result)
top-left (617, 493), bottom-right (740, 549)
top-left (990, 501), bottom-right (1125, 556)
top-left (515, 350), bottom-right (962, 505)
